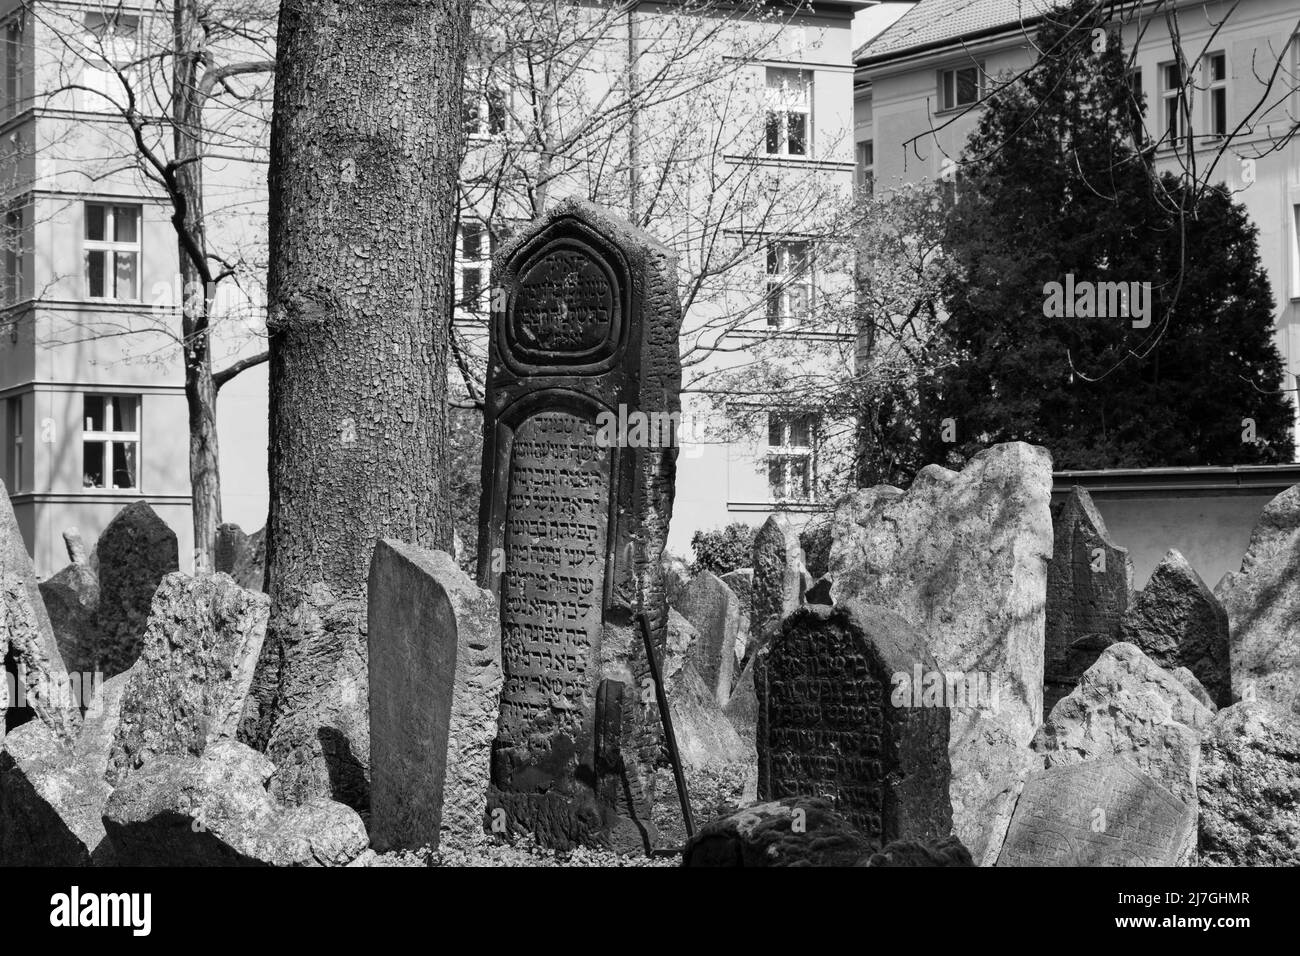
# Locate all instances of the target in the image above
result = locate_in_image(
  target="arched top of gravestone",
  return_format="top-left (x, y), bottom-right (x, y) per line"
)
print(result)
top-left (493, 199), bottom-right (671, 378)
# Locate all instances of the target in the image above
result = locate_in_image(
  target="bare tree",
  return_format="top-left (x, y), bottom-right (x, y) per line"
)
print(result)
top-left (31, 0), bottom-right (275, 569)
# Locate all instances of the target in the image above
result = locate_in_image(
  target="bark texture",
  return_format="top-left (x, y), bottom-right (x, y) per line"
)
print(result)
top-left (246, 0), bottom-right (468, 809)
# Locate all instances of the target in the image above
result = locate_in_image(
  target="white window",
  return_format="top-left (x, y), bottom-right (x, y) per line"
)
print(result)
top-left (857, 140), bottom-right (874, 193)
top-left (1291, 204), bottom-right (1300, 299)
top-left (939, 65), bottom-right (981, 111)
top-left (82, 394), bottom-right (139, 490)
top-left (81, 12), bottom-right (140, 108)
top-left (3, 205), bottom-right (22, 303)
top-left (767, 412), bottom-right (816, 503)
top-left (766, 240), bottom-right (812, 328)
top-left (765, 68), bottom-right (810, 157)
top-left (6, 395), bottom-right (22, 492)
top-left (1206, 52), bottom-right (1227, 138)
top-left (455, 220), bottom-right (505, 314)
top-left (85, 203), bottom-right (141, 300)
top-left (463, 77), bottom-right (507, 137)
top-left (1161, 61), bottom-right (1187, 145)
top-left (5, 19), bottom-right (22, 118)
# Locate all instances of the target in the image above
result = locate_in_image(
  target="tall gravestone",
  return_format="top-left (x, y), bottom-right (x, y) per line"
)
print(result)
top-left (749, 514), bottom-right (805, 655)
top-left (756, 602), bottom-right (952, 847)
top-left (1045, 486), bottom-right (1131, 711)
top-left (477, 200), bottom-right (682, 850)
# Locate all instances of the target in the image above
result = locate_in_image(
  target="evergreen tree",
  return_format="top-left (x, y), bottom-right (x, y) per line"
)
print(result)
top-left (919, 0), bottom-right (1292, 470)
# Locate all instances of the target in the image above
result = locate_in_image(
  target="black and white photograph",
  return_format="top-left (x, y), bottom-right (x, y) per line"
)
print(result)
top-left (0, 0), bottom-right (1293, 931)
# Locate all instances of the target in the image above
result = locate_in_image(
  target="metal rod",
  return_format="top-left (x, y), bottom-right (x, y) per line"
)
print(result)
top-left (639, 610), bottom-right (694, 839)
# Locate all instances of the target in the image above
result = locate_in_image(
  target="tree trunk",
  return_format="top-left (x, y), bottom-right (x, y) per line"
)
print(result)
top-left (248, 0), bottom-right (468, 808)
top-left (173, 0), bottom-right (221, 571)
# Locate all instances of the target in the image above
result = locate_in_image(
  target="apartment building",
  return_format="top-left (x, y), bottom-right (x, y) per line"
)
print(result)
top-left (0, 0), bottom-right (864, 576)
top-left (0, 0), bottom-right (269, 576)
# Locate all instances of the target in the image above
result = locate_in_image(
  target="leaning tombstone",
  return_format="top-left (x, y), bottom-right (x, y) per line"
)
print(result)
top-left (367, 540), bottom-right (493, 853)
top-left (674, 570), bottom-right (740, 707)
top-left (755, 601), bottom-right (951, 847)
top-left (476, 200), bottom-right (682, 851)
top-left (1044, 487), bottom-right (1131, 710)
top-left (94, 502), bottom-right (180, 677)
top-left (749, 514), bottom-right (805, 656)
top-left (996, 756), bottom-right (1195, 866)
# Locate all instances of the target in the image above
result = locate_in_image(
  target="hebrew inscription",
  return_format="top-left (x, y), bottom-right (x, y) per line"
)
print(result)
top-left (762, 618), bottom-right (887, 837)
top-left (497, 411), bottom-right (609, 743)
top-left (510, 243), bottom-right (617, 358)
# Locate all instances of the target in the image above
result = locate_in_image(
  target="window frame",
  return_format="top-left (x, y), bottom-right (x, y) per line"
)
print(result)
top-left (81, 393), bottom-right (141, 491)
top-left (3, 203), bottom-right (23, 304)
top-left (1205, 51), bottom-right (1228, 139)
top-left (454, 219), bottom-right (499, 315)
top-left (857, 140), bottom-right (874, 193)
top-left (84, 202), bottom-right (142, 301)
top-left (765, 239), bottom-right (813, 329)
top-left (6, 395), bottom-right (23, 493)
top-left (764, 67), bottom-right (812, 158)
top-left (81, 11), bottom-right (141, 109)
top-left (1160, 59), bottom-right (1188, 147)
top-left (938, 64), bottom-right (983, 112)
top-left (765, 411), bottom-right (817, 504)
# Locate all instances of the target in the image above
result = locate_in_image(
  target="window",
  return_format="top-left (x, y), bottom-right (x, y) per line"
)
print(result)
top-left (4, 20), bottom-right (21, 116)
top-left (1161, 61), bottom-right (1187, 145)
top-left (939, 65), bottom-right (981, 111)
top-left (764, 68), bottom-right (810, 157)
top-left (766, 412), bottom-right (816, 502)
top-left (1207, 52), bottom-right (1228, 138)
top-left (765, 240), bottom-right (812, 328)
top-left (6, 396), bottom-right (22, 492)
top-left (3, 205), bottom-right (22, 303)
top-left (84, 203), bottom-right (141, 300)
top-left (455, 220), bottom-right (498, 313)
top-left (1126, 68), bottom-right (1145, 143)
top-left (82, 394), bottom-right (139, 490)
top-left (81, 12), bottom-right (140, 108)
top-left (463, 82), bottom-right (506, 137)
top-left (857, 140), bottom-right (874, 193)
top-left (1291, 203), bottom-right (1300, 299)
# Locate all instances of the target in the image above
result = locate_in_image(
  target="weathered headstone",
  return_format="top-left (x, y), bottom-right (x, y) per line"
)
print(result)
top-left (996, 756), bottom-right (1195, 866)
top-left (94, 501), bottom-right (180, 677)
top-left (106, 572), bottom-right (269, 786)
top-left (477, 200), bottom-right (682, 850)
top-left (1034, 642), bottom-right (1213, 808)
top-left (368, 540), bottom-right (502, 851)
top-left (756, 601), bottom-right (952, 847)
top-left (2, 482), bottom-right (80, 741)
top-left (828, 442), bottom-right (1052, 857)
top-left (102, 740), bottom-right (368, 867)
top-left (681, 796), bottom-right (870, 867)
top-left (216, 523), bottom-right (267, 592)
top-left (749, 516), bottom-right (805, 656)
top-left (1214, 484), bottom-right (1300, 711)
top-left (1197, 702), bottom-right (1300, 866)
top-left (674, 570), bottom-right (740, 707)
top-left (1045, 486), bottom-right (1131, 711)
top-left (1119, 548), bottom-right (1230, 706)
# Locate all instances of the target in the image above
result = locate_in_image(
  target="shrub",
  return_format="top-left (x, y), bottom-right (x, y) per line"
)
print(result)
top-left (690, 522), bottom-right (755, 576)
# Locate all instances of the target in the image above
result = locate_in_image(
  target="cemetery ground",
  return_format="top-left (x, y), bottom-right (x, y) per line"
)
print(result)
top-left (1, 201), bottom-right (1297, 875)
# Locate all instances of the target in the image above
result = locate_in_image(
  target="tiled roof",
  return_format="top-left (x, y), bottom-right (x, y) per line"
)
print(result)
top-left (857, 0), bottom-right (1059, 62)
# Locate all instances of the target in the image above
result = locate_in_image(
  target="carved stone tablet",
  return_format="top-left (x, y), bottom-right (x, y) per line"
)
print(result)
top-left (478, 200), bottom-right (682, 850)
top-left (996, 756), bottom-right (1195, 866)
top-left (756, 602), bottom-right (952, 847)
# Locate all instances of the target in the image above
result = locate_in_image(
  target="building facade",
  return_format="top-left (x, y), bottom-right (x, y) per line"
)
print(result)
top-left (0, 0), bottom-right (865, 576)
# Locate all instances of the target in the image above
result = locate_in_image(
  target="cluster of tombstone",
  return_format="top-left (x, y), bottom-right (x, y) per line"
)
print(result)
top-left (2, 199), bottom-right (1297, 867)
